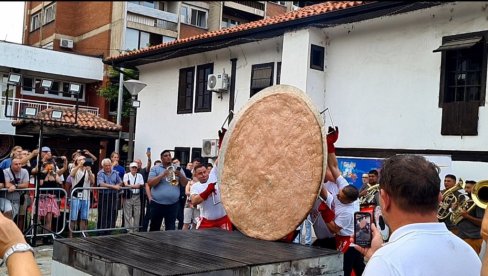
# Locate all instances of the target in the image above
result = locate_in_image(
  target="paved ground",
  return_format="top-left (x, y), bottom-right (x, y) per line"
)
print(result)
top-left (0, 245), bottom-right (53, 275)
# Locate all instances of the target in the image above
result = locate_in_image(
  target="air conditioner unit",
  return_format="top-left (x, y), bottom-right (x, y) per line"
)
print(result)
top-left (207, 73), bottom-right (229, 92)
top-left (202, 139), bottom-right (219, 157)
top-left (60, 38), bottom-right (74, 49)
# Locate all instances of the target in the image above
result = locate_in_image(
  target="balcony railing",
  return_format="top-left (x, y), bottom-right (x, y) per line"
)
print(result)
top-left (0, 97), bottom-right (99, 120)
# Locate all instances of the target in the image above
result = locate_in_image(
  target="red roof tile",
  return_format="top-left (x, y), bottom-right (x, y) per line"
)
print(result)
top-left (107, 1), bottom-right (365, 62)
top-left (12, 108), bottom-right (122, 131)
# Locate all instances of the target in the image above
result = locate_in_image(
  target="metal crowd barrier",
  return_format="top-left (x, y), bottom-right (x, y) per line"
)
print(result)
top-left (0, 187), bottom-right (68, 238)
top-left (69, 186), bottom-right (144, 237)
top-left (0, 185), bottom-right (149, 240)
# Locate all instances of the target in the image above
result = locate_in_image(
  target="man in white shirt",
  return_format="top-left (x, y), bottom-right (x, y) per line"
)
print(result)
top-left (355, 155), bottom-right (481, 276)
top-left (317, 127), bottom-right (364, 276)
top-left (69, 155), bottom-right (95, 237)
top-left (190, 164), bottom-right (232, 231)
top-left (3, 158), bottom-right (30, 220)
top-left (123, 162), bottom-right (144, 233)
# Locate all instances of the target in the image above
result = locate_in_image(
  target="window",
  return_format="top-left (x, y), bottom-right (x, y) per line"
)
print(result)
top-left (180, 5), bottom-right (207, 28)
top-left (221, 18), bottom-right (240, 29)
top-left (195, 63), bottom-right (213, 112)
top-left (250, 63), bottom-right (274, 97)
top-left (176, 63), bottom-right (213, 114)
top-left (276, 62), bottom-right (282, 84)
top-left (125, 28), bottom-right (163, 50)
top-left (43, 3), bottom-right (56, 25)
top-left (310, 44), bottom-right (325, 71)
top-left (434, 31), bottom-right (487, 135)
top-left (30, 12), bottom-right (41, 31)
top-left (174, 147), bottom-right (191, 166)
top-left (21, 77), bottom-right (85, 101)
top-left (177, 67), bottom-right (194, 114)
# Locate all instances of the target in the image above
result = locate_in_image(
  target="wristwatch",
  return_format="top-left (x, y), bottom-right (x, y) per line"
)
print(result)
top-left (1, 243), bottom-right (34, 266)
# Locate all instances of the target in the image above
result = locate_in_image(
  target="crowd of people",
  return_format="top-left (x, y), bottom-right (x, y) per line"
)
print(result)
top-left (1, 126), bottom-right (488, 276)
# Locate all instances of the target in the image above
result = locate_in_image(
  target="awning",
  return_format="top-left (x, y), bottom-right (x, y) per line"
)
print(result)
top-left (433, 36), bottom-right (483, 52)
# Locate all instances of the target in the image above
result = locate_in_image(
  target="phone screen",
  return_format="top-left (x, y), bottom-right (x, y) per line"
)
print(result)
top-left (354, 212), bottom-right (372, 247)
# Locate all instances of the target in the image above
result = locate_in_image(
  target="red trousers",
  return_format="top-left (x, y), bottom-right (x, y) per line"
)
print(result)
top-left (198, 215), bottom-right (233, 231)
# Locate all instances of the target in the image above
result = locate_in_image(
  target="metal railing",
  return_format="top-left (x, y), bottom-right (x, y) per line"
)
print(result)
top-left (0, 97), bottom-right (99, 120)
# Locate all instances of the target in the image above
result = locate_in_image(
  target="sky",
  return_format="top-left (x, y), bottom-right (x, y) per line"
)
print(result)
top-left (0, 2), bottom-right (25, 43)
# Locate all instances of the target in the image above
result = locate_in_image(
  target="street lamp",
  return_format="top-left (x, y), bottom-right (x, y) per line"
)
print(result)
top-left (123, 79), bottom-right (147, 164)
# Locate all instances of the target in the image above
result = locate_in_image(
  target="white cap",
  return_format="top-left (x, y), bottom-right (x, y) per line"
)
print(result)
top-left (129, 162), bottom-right (138, 168)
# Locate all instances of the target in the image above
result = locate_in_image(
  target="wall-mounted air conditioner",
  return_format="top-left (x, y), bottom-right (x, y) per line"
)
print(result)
top-left (207, 73), bottom-right (229, 92)
top-left (60, 38), bottom-right (74, 49)
top-left (202, 139), bottom-right (219, 157)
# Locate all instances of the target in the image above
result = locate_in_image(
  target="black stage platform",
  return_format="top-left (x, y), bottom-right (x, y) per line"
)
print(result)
top-left (53, 229), bottom-right (343, 275)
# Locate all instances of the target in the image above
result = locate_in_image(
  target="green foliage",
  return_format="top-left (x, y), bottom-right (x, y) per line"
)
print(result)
top-left (97, 66), bottom-right (140, 118)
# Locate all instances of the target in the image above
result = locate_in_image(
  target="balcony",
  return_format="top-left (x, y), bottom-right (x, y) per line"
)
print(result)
top-left (0, 97), bottom-right (99, 121)
top-left (127, 2), bottom-right (178, 32)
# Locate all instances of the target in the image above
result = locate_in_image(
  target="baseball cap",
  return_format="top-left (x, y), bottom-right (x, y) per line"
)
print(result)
top-left (362, 173), bottom-right (369, 178)
top-left (130, 162), bottom-right (138, 168)
top-left (41, 146), bottom-right (51, 152)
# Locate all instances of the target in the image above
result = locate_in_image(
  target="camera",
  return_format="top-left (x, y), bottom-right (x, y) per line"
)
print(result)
top-left (84, 158), bottom-right (94, 167)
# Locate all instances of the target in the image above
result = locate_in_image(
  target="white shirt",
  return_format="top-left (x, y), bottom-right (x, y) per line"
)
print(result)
top-left (190, 166), bottom-right (226, 220)
top-left (72, 168), bottom-right (92, 200)
top-left (363, 223), bottom-right (481, 276)
top-left (123, 172), bottom-right (144, 194)
top-left (326, 176), bottom-right (359, 236)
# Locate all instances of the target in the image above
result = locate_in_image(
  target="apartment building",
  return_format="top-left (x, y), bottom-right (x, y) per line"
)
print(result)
top-left (19, 1), bottom-right (293, 162)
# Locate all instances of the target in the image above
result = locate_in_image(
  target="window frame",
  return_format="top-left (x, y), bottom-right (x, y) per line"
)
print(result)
top-left (180, 4), bottom-right (208, 28)
top-left (250, 62), bottom-right (274, 97)
top-left (310, 44), bottom-right (325, 71)
top-left (177, 67), bottom-right (195, 114)
top-left (21, 77), bottom-right (85, 102)
top-left (43, 3), bottom-right (56, 25)
top-left (437, 31), bottom-right (487, 107)
top-left (30, 12), bottom-right (41, 32)
top-left (194, 63), bottom-right (213, 113)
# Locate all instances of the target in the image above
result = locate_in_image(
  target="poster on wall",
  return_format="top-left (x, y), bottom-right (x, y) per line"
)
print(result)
top-left (337, 157), bottom-right (384, 190)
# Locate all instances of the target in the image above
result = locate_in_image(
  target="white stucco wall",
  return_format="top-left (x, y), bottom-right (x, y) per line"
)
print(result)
top-left (323, 2), bottom-right (488, 151)
top-left (132, 2), bottom-right (487, 180)
top-left (133, 37), bottom-right (283, 159)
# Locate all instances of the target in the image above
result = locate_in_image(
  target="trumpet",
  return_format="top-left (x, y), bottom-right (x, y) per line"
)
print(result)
top-left (166, 165), bottom-right (179, 186)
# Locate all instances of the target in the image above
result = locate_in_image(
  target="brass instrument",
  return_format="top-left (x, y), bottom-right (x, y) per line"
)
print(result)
top-left (166, 165), bottom-right (179, 186)
top-left (471, 180), bottom-right (488, 209)
top-left (450, 180), bottom-right (488, 224)
top-left (450, 194), bottom-right (474, 225)
top-left (359, 184), bottom-right (379, 205)
top-left (437, 181), bottom-right (463, 220)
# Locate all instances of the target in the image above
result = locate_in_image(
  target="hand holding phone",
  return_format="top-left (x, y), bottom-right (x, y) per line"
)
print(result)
top-left (354, 212), bottom-right (372, 248)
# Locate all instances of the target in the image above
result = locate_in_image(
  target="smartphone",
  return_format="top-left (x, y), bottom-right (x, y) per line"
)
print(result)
top-left (147, 147), bottom-right (151, 153)
top-left (84, 158), bottom-right (94, 167)
top-left (354, 211), bottom-right (372, 247)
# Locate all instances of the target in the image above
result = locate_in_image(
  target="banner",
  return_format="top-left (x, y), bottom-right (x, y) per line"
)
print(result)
top-left (337, 157), bottom-right (384, 189)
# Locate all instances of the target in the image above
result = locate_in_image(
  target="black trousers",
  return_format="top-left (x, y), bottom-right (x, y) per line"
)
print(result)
top-left (149, 201), bottom-right (179, 231)
top-left (343, 247), bottom-right (365, 276)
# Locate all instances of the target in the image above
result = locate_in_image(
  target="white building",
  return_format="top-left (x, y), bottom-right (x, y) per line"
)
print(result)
top-left (107, 2), bottom-right (488, 182)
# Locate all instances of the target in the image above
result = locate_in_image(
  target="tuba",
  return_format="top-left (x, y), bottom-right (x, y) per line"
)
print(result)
top-left (165, 165), bottom-right (179, 186)
top-left (450, 180), bottom-right (488, 224)
top-left (450, 194), bottom-right (475, 225)
top-left (359, 184), bottom-right (379, 205)
top-left (437, 181), bottom-right (463, 220)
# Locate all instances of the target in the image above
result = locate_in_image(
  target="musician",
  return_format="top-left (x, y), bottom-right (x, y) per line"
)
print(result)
top-left (440, 174), bottom-right (463, 234)
top-left (456, 180), bottom-right (484, 254)
top-left (147, 150), bottom-right (188, 231)
top-left (358, 173), bottom-right (370, 197)
top-left (190, 164), bottom-right (232, 230)
top-left (354, 155), bottom-right (481, 275)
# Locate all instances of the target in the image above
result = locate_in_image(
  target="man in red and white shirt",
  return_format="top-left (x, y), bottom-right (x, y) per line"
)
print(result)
top-left (190, 164), bottom-right (232, 231)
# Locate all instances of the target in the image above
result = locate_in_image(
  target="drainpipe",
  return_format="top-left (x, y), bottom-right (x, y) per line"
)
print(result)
top-left (229, 58), bottom-right (237, 123)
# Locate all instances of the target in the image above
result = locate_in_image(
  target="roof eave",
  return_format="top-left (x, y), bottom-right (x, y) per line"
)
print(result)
top-left (106, 1), bottom-right (443, 68)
